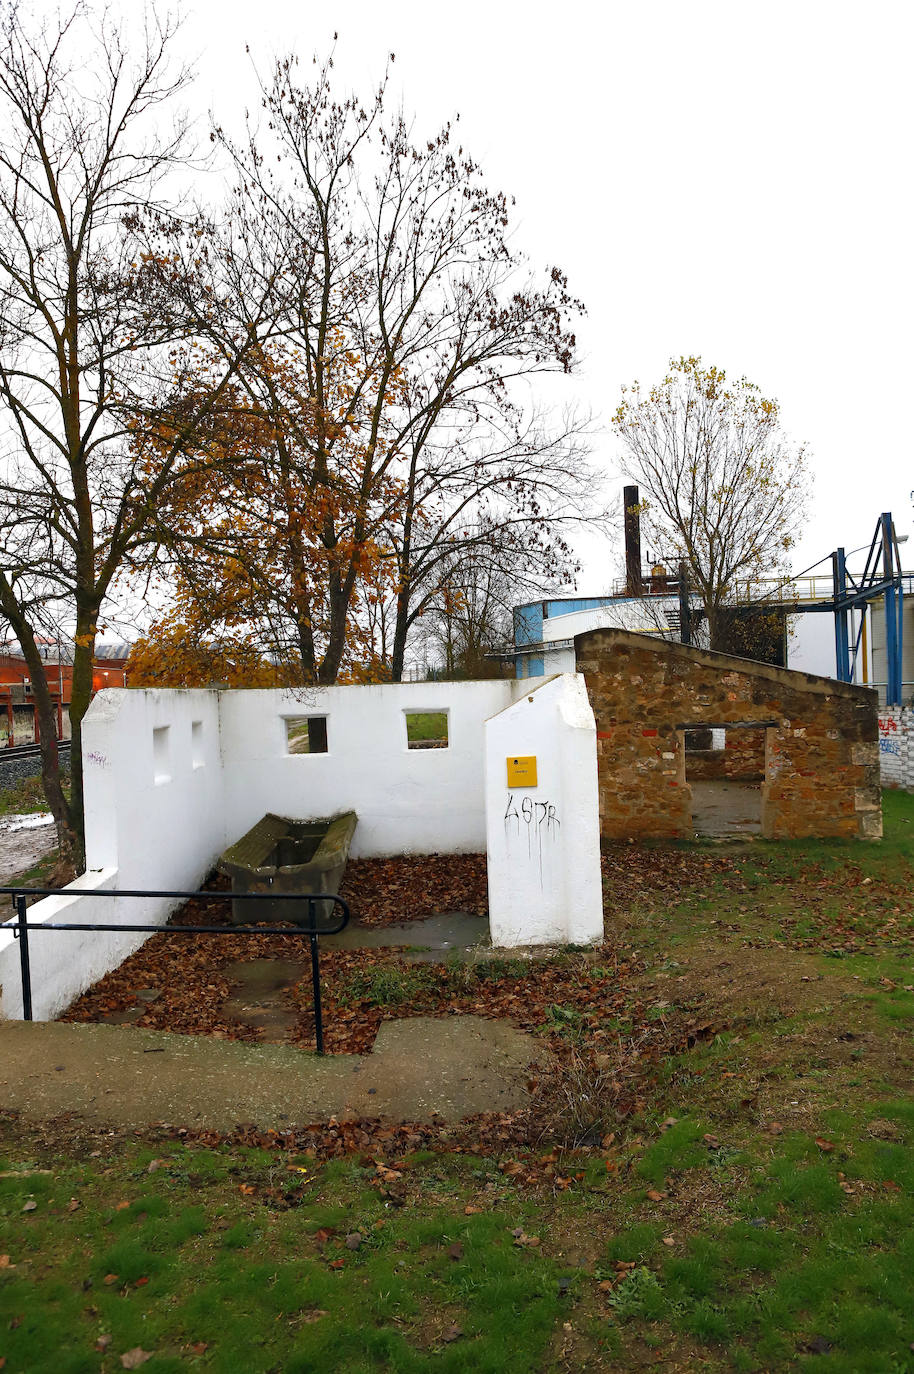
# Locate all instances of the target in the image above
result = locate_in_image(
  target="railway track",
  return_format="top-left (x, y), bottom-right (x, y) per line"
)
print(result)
top-left (1, 741), bottom-right (71, 760)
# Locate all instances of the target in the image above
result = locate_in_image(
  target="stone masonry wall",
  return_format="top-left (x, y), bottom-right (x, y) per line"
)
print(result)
top-left (686, 728), bottom-right (766, 783)
top-left (574, 629), bottom-right (881, 842)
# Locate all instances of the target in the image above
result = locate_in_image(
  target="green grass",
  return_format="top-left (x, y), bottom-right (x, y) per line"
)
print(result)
top-left (0, 1144), bottom-right (574, 1373)
top-left (337, 963), bottom-right (437, 1008)
top-left (0, 771), bottom-right (66, 817)
top-left (405, 712), bottom-right (448, 746)
top-left (3, 790), bottom-right (914, 1371)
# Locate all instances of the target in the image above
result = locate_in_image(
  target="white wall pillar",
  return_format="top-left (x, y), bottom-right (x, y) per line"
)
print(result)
top-left (485, 674), bottom-right (603, 948)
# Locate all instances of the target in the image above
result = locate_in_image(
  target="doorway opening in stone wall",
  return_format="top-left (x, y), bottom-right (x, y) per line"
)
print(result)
top-left (683, 724), bottom-right (769, 839)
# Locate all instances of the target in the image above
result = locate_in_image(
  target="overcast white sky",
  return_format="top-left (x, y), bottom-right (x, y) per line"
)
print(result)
top-left (182, 2), bottom-right (913, 586)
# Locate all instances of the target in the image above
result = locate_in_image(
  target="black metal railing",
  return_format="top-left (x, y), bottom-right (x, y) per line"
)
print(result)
top-left (0, 887), bottom-right (350, 1054)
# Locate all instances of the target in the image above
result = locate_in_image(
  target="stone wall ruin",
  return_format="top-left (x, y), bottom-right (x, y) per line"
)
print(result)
top-left (574, 628), bottom-right (881, 842)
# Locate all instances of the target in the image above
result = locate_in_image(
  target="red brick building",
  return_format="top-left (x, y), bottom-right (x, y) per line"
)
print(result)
top-left (0, 641), bottom-right (128, 745)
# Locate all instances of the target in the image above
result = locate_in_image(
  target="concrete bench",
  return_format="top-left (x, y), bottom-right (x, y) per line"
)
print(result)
top-left (218, 811), bottom-right (358, 925)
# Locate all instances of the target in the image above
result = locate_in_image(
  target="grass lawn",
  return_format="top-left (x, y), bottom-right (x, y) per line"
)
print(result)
top-left (0, 771), bottom-right (64, 818)
top-left (405, 713), bottom-right (448, 748)
top-left (3, 791), bottom-right (914, 1371)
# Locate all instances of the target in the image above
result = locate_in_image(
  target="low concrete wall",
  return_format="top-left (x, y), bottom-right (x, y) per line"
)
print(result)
top-left (219, 682), bottom-right (517, 858)
top-left (3, 675), bottom-right (591, 1020)
top-left (485, 674), bottom-right (603, 948)
top-left (0, 868), bottom-right (120, 1020)
top-left (0, 689), bottom-right (231, 1022)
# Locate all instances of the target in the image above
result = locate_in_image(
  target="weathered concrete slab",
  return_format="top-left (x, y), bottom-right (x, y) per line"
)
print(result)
top-left (690, 781), bottom-right (761, 837)
top-left (322, 910), bottom-right (490, 957)
top-left (0, 1015), bottom-right (537, 1131)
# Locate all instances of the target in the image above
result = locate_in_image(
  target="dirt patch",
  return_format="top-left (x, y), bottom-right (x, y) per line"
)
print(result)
top-left (638, 942), bottom-right (854, 1026)
top-left (0, 1014), bottom-right (540, 1131)
top-left (0, 812), bottom-right (56, 883)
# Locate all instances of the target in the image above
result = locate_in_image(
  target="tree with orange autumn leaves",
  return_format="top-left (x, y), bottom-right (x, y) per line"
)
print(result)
top-left (129, 52), bottom-right (593, 686)
top-left (125, 339), bottom-right (404, 687)
top-left (0, 8), bottom-right (591, 866)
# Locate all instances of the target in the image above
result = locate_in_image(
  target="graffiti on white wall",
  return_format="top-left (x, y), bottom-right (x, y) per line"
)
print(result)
top-left (503, 793), bottom-right (561, 887)
top-left (878, 708), bottom-right (914, 787)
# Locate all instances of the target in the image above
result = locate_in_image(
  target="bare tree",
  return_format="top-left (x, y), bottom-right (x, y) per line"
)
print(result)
top-left (612, 356), bottom-right (809, 652)
top-left (205, 52), bottom-right (593, 684)
top-left (412, 520), bottom-right (576, 679)
top-left (0, 3), bottom-right (273, 868)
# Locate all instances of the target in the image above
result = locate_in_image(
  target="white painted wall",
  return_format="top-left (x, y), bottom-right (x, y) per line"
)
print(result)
top-left (787, 611), bottom-right (838, 678)
top-left (520, 645), bottom-right (576, 678)
top-left (0, 689), bottom-right (229, 1022)
top-left (219, 681), bottom-right (516, 857)
top-left (0, 869), bottom-right (118, 1020)
top-left (7, 674), bottom-right (639, 1020)
top-left (543, 600), bottom-right (677, 642)
top-left (879, 706), bottom-right (914, 789)
top-left (485, 674), bottom-right (603, 948)
top-left (83, 688), bottom-right (226, 892)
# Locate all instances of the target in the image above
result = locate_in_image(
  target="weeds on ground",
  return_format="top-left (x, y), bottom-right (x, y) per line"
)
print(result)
top-left (336, 963), bottom-right (437, 1008)
top-left (0, 772), bottom-right (67, 817)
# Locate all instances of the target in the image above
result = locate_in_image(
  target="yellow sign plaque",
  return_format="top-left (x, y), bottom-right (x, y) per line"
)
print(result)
top-left (506, 755), bottom-right (537, 788)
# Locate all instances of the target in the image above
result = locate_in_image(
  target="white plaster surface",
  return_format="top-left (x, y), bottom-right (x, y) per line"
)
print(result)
top-left (218, 681), bottom-right (517, 858)
top-left (878, 706), bottom-right (914, 789)
top-left (1, 676), bottom-right (617, 1020)
top-left (0, 868), bottom-right (118, 1020)
top-left (485, 674), bottom-right (603, 948)
top-left (1, 681), bottom-right (530, 1020)
top-left (1, 690), bottom-right (227, 1022)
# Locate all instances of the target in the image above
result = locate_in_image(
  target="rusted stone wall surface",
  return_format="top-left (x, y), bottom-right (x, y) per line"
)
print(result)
top-left (685, 729), bottom-right (766, 782)
top-left (574, 629), bottom-right (881, 842)
top-left (683, 748), bottom-right (727, 781)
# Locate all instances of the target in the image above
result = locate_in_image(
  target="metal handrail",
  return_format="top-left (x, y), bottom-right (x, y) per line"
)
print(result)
top-left (0, 886), bottom-right (349, 1054)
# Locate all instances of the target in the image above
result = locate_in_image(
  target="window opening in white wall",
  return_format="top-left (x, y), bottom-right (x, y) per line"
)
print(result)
top-left (152, 725), bottom-right (171, 784)
top-left (405, 711), bottom-right (449, 750)
top-left (285, 716), bottom-right (329, 755)
top-left (191, 720), bottom-right (204, 769)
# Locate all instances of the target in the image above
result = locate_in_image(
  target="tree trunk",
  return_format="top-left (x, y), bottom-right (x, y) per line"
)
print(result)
top-left (390, 582), bottom-right (412, 683)
top-left (66, 628), bottom-right (97, 871)
top-left (0, 603), bottom-right (77, 870)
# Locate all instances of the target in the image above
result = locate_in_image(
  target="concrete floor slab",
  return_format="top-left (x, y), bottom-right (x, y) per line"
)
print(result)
top-left (0, 1014), bottom-right (537, 1131)
top-left (322, 910), bottom-right (490, 956)
top-left (690, 780), bottom-right (762, 837)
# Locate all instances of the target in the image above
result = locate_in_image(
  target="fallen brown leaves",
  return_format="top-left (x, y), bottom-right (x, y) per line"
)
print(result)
top-left (60, 860), bottom-right (667, 1057)
top-left (339, 854), bottom-right (489, 924)
top-left (600, 845), bottom-right (749, 912)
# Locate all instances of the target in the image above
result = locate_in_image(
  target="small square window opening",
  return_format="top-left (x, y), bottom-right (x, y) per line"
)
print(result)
top-left (405, 711), bottom-right (449, 750)
top-left (191, 719), bottom-right (204, 769)
top-left (285, 716), bottom-right (329, 755)
top-left (153, 725), bottom-right (171, 785)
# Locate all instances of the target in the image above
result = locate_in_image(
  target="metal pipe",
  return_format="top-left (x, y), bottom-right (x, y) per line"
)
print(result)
top-left (16, 894), bottom-right (32, 1022)
top-left (0, 887), bottom-right (350, 1052)
top-left (310, 929), bottom-right (324, 1055)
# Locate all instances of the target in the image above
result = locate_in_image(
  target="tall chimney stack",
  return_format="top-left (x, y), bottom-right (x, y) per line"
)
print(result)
top-left (623, 484), bottom-right (642, 596)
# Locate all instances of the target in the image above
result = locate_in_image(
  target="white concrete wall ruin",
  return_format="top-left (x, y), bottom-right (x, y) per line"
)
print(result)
top-left (0, 679), bottom-right (542, 1019)
top-left (218, 681), bottom-right (516, 858)
top-left (485, 674), bottom-right (604, 948)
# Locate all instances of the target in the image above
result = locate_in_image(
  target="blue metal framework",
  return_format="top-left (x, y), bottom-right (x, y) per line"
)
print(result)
top-left (832, 512), bottom-right (905, 703)
top-left (510, 514), bottom-right (906, 701)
